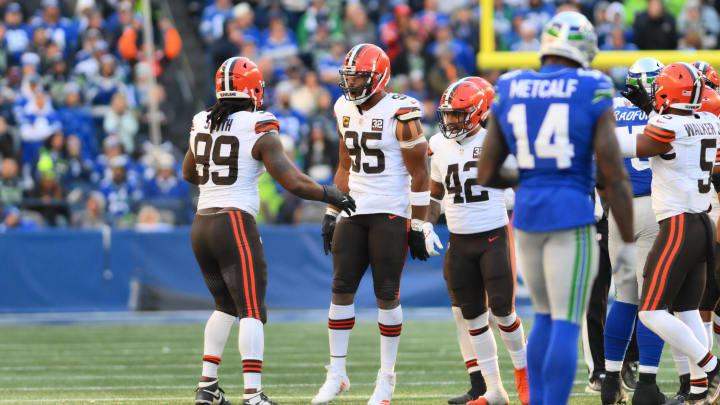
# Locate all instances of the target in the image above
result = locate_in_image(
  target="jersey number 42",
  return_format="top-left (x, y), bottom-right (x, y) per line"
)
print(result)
top-left (508, 103), bottom-right (575, 169)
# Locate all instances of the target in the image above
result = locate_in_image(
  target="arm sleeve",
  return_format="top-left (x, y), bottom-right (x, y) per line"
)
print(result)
top-left (642, 117), bottom-right (676, 143)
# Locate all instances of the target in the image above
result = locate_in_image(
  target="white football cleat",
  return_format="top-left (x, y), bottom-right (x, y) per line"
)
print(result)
top-left (311, 365), bottom-right (350, 404)
top-left (367, 370), bottom-right (395, 405)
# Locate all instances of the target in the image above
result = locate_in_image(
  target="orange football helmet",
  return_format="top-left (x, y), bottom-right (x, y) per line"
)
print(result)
top-left (653, 62), bottom-right (704, 112)
top-left (339, 43), bottom-right (391, 105)
top-left (693, 61), bottom-right (720, 91)
top-left (461, 76), bottom-right (494, 126)
top-left (699, 86), bottom-right (720, 117)
top-left (437, 81), bottom-right (486, 141)
top-left (215, 56), bottom-right (264, 109)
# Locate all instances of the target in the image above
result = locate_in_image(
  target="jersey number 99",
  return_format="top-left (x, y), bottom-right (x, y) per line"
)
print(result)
top-left (194, 133), bottom-right (239, 185)
top-left (508, 103), bottom-right (575, 169)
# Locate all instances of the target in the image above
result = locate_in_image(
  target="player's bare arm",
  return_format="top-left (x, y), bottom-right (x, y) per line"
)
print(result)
top-left (635, 131), bottom-right (673, 158)
top-left (594, 108), bottom-right (634, 243)
top-left (329, 126), bottom-right (352, 210)
top-left (253, 130), bottom-right (355, 214)
top-left (426, 180), bottom-right (445, 225)
top-left (397, 118), bottom-right (429, 220)
top-left (477, 114), bottom-right (517, 188)
top-left (182, 149), bottom-right (199, 185)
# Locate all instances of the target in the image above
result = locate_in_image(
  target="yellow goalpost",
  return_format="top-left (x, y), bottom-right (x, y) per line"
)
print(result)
top-left (477, 0), bottom-right (720, 69)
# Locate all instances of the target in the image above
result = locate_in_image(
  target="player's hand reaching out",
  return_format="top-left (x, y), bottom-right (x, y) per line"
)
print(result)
top-left (613, 241), bottom-right (637, 285)
top-left (408, 219), bottom-right (430, 261)
top-left (321, 185), bottom-right (356, 216)
top-left (621, 84), bottom-right (653, 115)
top-left (321, 213), bottom-right (337, 255)
top-left (422, 223), bottom-right (443, 256)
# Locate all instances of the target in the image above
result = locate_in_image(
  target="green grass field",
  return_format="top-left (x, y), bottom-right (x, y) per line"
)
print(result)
top-left (0, 319), bottom-right (688, 404)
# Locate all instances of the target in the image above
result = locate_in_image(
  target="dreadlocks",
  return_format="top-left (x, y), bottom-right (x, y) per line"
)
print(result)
top-left (205, 98), bottom-right (254, 132)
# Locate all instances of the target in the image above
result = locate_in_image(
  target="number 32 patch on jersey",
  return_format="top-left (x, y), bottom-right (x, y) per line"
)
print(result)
top-left (473, 147), bottom-right (481, 159)
top-left (372, 119), bottom-right (383, 131)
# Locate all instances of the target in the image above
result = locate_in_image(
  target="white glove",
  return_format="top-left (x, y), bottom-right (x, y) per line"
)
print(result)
top-left (422, 222), bottom-right (443, 256)
top-left (613, 241), bottom-right (637, 285)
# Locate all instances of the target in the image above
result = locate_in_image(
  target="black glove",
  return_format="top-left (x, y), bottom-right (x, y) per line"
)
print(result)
top-left (321, 185), bottom-right (356, 216)
top-left (408, 220), bottom-right (429, 261)
top-left (321, 214), bottom-right (337, 255)
top-left (621, 84), bottom-right (654, 115)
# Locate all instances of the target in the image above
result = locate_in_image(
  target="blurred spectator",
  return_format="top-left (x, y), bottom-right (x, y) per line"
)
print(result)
top-left (343, 3), bottom-right (377, 48)
top-left (19, 90), bottom-right (61, 164)
top-left (0, 116), bottom-right (18, 160)
top-left (302, 120), bottom-right (337, 185)
top-left (297, 0), bottom-right (342, 51)
top-left (86, 54), bottom-right (130, 117)
top-left (516, 0), bottom-right (555, 33)
top-left (209, 19), bottom-right (242, 71)
top-left (634, 0), bottom-right (679, 50)
top-left (4, 3), bottom-right (30, 64)
top-left (316, 37), bottom-right (346, 100)
top-left (493, 0), bottom-right (515, 50)
top-left (429, 22), bottom-right (474, 75)
top-left (427, 44), bottom-right (466, 97)
top-left (0, 157), bottom-right (22, 208)
top-left (30, 0), bottom-right (78, 55)
top-left (0, 206), bottom-right (37, 231)
top-left (290, 71), bottom-right (329, 117)
top-left (380, 4), bottom-right (413, 61)
top-left (60, 134), bottom-right (94, 190)
top-left (71, 190), bottom-right (106, 229)
top-left (451, 6), bottom-right (479, 51)
top-left (135, 205), bottom-right (172, 231)
top-left (199, 0), bottom-right (233, 45)
top-left (677, 0), bottom-right (720, 50)
top-left (511, 20), bottom-right (541, 52)
top-left (270, 81), bottom-right (307, 144)
top-left (103, 92), bottom-right (138, 155)
top-left (99, 154), bottom-right (142, 226)
top-left (28, 170), bottom-right (66, 226)
top-left (601, 27), bottom-right (638, 50)
top-left (260, 12), bottom-right (299, 80)
top-left (680, 29), bottom-right (704, 50)
top-left (232, 3), bottom-right (260, 44)
top-left (143, 153), bottom-right (188, 200)
top-left (118, 17), bottom-right (182, 68)
top-left (56, 83), bottom-right (96, 158)
top-left (393, 34), bottom-right (426, 77)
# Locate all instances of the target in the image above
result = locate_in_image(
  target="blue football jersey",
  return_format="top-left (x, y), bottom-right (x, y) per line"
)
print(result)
top-left (493, 64), bottom-right (614, 232)
top-left (613, 97), bottom-right (652, 196)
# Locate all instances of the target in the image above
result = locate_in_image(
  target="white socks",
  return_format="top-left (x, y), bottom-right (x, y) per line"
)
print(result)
top-left (639, 310), bottom-right (716, 369)
top-left (378, 305), bottom-right (403, 375)
top-left (452, 306), bottom-right (481, 374)
top-left (239, 317), bottom-right (264, 391)
top-left (201, 310), bottom-right (236, 379)
top-left (705, 321), bottom-right (714, 351)
top-left (467, 312), bottom-right (503, 392)
top-left (328, 303), bottom-right (355, 371)
top-left (495, 312), bottom-right (527, 370)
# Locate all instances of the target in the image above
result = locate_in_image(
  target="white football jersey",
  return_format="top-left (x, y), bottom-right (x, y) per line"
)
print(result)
top-left (429, 130), bottom-right (509, 234)
top-left (189, 110), bottom-right (279, 216)
top-left (646, 111), bottom-right (720, 221)
top-left (335, 93), bottom-right (422, 217)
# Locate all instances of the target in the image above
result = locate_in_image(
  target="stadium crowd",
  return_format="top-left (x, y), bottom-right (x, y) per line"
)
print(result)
top-left (2, 0), bottom-right (720, 230)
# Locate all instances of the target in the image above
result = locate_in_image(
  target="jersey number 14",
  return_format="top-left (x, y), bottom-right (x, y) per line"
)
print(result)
top-left (508, 103), bottom-right (575, 169)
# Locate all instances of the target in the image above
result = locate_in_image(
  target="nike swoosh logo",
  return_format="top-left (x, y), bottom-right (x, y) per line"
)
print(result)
top-left (389, 215), bottom-right (397, 219)
top-left (489, 236), bottom-right (499, 242)
top-left (202, 389), bottom-right (222, 400)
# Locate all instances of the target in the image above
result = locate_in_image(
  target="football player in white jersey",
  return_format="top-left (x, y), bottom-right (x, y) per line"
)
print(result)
top-left (311, 43), bottom-right (430, 405)
top-left (618, 62), bottom-right (720, 404)
top-left (182, 57), bottom-right (355, 405)
top-left (422, 79), bottom-right (528, 405)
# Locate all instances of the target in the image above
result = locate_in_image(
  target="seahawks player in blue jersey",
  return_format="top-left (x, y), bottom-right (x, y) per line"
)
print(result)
top-left (601, 58), bottom-right (670, 405)
top-left (477, 12), bottom-right (635, 405)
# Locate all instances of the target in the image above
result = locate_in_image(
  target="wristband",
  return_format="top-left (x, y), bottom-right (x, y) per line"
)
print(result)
top-left (326, 207), bottom-right (340, 217)
top-left (410, 190), bottom-right (430, 206)
top-left (430, 196), bottom-right (442, 204)
top-left (410, 218), bottom-right (424, 232)
top-left (616, 131), bottom-right (637, 158)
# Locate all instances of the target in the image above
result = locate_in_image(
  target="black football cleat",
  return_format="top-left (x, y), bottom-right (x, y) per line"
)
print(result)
top-left (707, 362), bottom-right (720, 404)
top-left (684, 392), bottom-right (709, 405)
top-left (449, 371), bottom-right (486, 404)
top-left (195, 381), bottom-right (232, 405)
top-left (664, 374), bottom-right (690, 405)
top-left (242, 391), bottom-right (278, 405)
top-left (587, 370), bottom-right (606, 393)
top-left (602, 371), bottom-right (627, 405)
top-left (630, 379), bottom-right (665, 405)
top-left (448, 392), bottom-right (474, 404)
top-left (622, 361), bottom-right (638, 391)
